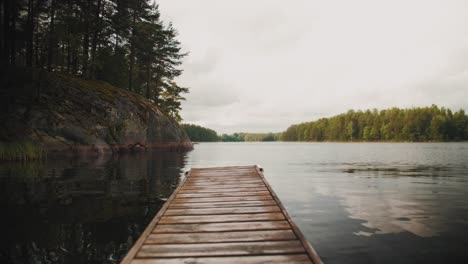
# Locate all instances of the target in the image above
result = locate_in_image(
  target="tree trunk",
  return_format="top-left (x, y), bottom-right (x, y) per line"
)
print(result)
top-left (72, 49), bottom-right (78, 74)
top-left (25, 0), bottom-right (34, 67)
top-left (10, 0), bottom-right (17, 66)
top-left (82, 0), bottom-right (91, 78)
top-left (90, 0), bottom-right (102, 79)
top-left (66, 37), bottom-right (71, 73)
top-left (153, 66), bottom-right (162, 105)
top-left (47, 0), bottom-right (56, 71)
top-left (61, 43), bottom-right (65, 70)
top-left (145, 62), bottom-right (151, 99)
top-left (128, 10), bottom-right (137, 91)
top-left (66, 0), bottom-right (71, 73)
top-left (0, 0), bottom-right (5, 65)
top-left (34, 12), bottom-right (40, 68)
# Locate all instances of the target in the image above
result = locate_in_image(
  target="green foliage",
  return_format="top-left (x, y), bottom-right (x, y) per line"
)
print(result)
top-left (240, 133), bottom-right (280, 142)
top-left (221, 133), bottom-right (281, 142)
top-left (182, 124), bottom-right (219, 142)
top-left (3, 0), bottom-right (188, 122)
top-left (0, 141), bottom-right (46, 161)
top-left (160, 82), bottom-right (189, 121)
top-left (220, 133), bottom-right (243, 142)
top-left (282, 105), bottom-right (468, 142)
top-left (181, 125), bottom-right (281, 143)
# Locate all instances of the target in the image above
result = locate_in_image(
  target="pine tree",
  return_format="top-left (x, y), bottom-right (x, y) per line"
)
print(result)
top-left (2, 0), bottom-right (189, 122)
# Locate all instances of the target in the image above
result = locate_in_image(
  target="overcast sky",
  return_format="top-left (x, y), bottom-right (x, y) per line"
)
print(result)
top-left (157, 0), bottom-right (468, 134)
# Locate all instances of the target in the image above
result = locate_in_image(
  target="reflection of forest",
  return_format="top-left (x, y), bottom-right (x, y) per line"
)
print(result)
top-left (0, 151), bottom-right (187, 264)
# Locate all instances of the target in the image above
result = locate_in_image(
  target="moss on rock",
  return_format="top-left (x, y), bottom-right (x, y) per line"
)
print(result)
top-left (0, 67), bottom-right (192, 159)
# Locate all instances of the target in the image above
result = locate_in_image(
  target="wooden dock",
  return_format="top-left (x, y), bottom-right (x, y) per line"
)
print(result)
top-left (121, 165), bottom-right (322, 264)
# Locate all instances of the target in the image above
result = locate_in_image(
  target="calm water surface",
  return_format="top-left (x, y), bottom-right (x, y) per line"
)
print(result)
top-left (185, 143), bottom-right (468, 263)
top-left (0, 152), bottom-right (186, 263)
top-left (1, 142), bottom-right (468, 263)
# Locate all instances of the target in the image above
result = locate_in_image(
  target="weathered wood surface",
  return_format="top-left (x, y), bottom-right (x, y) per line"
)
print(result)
top-left (121, 165), bottom-right (323, 264)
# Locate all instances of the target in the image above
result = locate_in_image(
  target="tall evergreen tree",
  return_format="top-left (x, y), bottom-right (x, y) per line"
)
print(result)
top-left (1, 0), bottom-right (189, 122)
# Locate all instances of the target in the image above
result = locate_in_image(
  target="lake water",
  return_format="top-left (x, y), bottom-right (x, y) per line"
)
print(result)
top-left (0, 152), bottom-right (186, 264)
top-left (1, 142), bottom-right (468, 263)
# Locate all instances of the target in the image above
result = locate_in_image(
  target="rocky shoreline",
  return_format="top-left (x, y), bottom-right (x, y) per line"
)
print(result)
top-left (0, 68), bottom-right (192, 160)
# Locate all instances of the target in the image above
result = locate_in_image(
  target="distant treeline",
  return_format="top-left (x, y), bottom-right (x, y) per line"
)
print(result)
top-left (1, 0), bottom-right (187, 120)
top-left (283, 105), bottom-right (468, 142)
top-left (182, 124), bottom-right (280, 142)
top-left (184, 105), bottom-right (468, 143)
top-left (220, 133), bottom-right (280, 142)
top-left (181, 124), bottom-right (218, 142)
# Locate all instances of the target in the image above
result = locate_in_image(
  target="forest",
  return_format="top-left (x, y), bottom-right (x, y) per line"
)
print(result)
top-left (184, 105), bottom-right (468, 142)
top-left (181, 124), bottom-right (219, 142)
top-left (182, 124), bottom-right (281, 142)
top-left (1, 0), bottom-right (187, 120)
top-left (220, 133), bottom-right (280, 142)
top-left (283, 105), bottom-right (468, 142)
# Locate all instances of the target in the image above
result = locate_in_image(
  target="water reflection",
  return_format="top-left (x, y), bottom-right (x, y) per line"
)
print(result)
top-left (184, 142), bottom-right (468, 263)
top-left (309, 162), bottom-right (468, 238)
top-left (0, 151), bottom-right (187, 264)
top-left (3, 143), bottom-right (468, 263)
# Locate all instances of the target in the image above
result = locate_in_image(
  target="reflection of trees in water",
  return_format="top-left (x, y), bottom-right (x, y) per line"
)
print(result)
top-left (5, 209), bottom-right (156, 264)
top-left (0, 151), bottom-right (187, 264)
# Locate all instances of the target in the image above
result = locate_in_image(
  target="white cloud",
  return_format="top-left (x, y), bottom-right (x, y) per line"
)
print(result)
top-left (158, 0), bottom-right (468, 133)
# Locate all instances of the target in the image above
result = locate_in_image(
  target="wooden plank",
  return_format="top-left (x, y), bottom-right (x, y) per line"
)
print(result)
top-left (184, 180), bottom-right (265, 189)
top-left (179, 187), bottom-right (268, 194)
top-left (159, 212), bottom-right (285, 224)
top-left (137, 241), bottom-right (305, 258)
top-left (122, 165), bottom-right (322, 264)
top-left (169, 200), bottom-right (277, 209)
top-left (190, 171), bottom-right (256, 175)
top-left (184, 182), bottom-right (261, 187)
top-left (182, 183), bottom-right (265, 189)
top-left (187, 178), bottom-right (263, 182)
top-left (194, 166), bottom-right (255, 171)
top-left (194, 168), bottom-right (255, 172)
top-left (188, 175), bottom-right (259, 179)
top-left (153, 220), bottom-right (290, 233)
top-left (131, 254), bottom-right (312, 264)
top-left (165, 206), bottom-right (281, 216)
top-left (194, 169), bottom-right (256, 172)
top-left (187, 176), bottom-right (259, 180)
top-left (176, 191), bottom-right (270, 198)
top-left (181, 186), bottom-right (266, 191)
top-left (172, 196), bottom-right (273, 203)
top-left (194, 167), bottom-right (254, 170)
top-left (191, 172), bottom-right (257, 175)
top-left (189, 174), bottom-right (258, 178)
top-left (187, 177), bottom-right (259, 182)
top-left (165, 205), bottom-right (281, 216)
top-left (144, 230), bottom-right (297, 244)
top-left (191, 174), bottom-right (257, 177)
